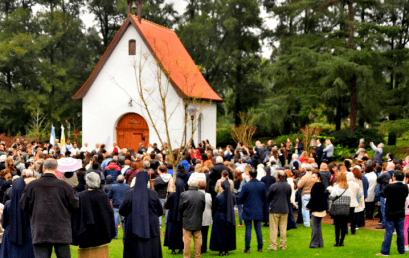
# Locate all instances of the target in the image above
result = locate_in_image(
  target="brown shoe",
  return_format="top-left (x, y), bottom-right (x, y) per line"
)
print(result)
top-left (257, 250), bottom-right (262, 252)
top-left (242, 250), bottom-right (250, 254)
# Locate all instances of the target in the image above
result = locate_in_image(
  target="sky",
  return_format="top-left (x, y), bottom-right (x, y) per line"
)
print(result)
top-left (34, 1), bottom-right (281, 58)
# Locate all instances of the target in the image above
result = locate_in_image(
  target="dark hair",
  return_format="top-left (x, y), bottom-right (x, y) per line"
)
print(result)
top-left (222, 170), bottom-right (229, 177)
top-left (344, 160), bottom-right (351, 169)
top-left (201, 153), bottom-right (208, 161)
top-left (313, 172), bottom-right (321, 180)
top-left (375, 164), bottom-right (382, 173)
top-left (166, 163), bottom-right (173, 169)
top-left (150, 153), bottom-right (156, 160)
top-left (293, 170), bottom-right (301, 179)
top-left (365, 160), bottom-right (375, 173)
top-left (277, 171), bottom-right (286, 180)
top-left (249, 169), bottom-right (257, 179)
top-left (395, 164), bottom-right (403, 171)
top-left (394, 170), bottom-right (404, 181)
top-left (187, 165), bottom-right (195, 173)
top-left (159, 165), bottom-right (167, 173)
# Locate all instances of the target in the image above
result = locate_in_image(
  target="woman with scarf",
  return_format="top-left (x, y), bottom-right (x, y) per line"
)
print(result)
top-left (164, 178), bottom-right (185, 254)
top-left (71, 172), bottom-right (116, 249)
top-left (0, 178), bottom-right (35, 257)
top-left (120, 171), bottom-right (163, 258)
top-left (210, 180), bottom-right (236, 256)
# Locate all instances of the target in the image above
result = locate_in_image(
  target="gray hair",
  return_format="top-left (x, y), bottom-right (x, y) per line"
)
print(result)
top-left (143, 161), bottom-right (151, 168)
top-left (241, 157), bottom-right (248, 163)
top-left (189, 177), bottom-right (199, 187)
top-left (213, 149), bottom-right (219, 155)
top-left (86, 172), bottom-right (101, 189)
top-left (26, 170), bottom-right (34, 177)
top-left (305, 164), bottom-right (312, 171)
top-left (216, 156), bottom-right (223, 164)
top-left (44, 158), bottom-right (58, 170)
top-left (312, 163), bottom-right (318, 169)
top-left (12, 175), bottom-right (20, 181)
top-left (292, 154), bottom-right (298, 160)
top-left (379, 143), bottom-right (384, 148)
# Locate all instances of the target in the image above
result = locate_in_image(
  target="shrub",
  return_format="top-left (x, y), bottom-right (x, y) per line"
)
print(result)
top-left (273, 134), bottom-right (302, 146)
top-left (333, 144), bottom-right (355, 160)
top-left (216, 125), bottom-right (236, 147)
top-left (330, 127), bottom-right (384, 149)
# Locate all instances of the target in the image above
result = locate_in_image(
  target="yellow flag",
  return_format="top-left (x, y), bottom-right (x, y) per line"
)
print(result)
top-left (61, 125), bottom-right (66, 148)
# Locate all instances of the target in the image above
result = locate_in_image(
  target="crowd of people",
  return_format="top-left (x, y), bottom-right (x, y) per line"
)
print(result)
top-left (0, 136), bottom-right (408, 257)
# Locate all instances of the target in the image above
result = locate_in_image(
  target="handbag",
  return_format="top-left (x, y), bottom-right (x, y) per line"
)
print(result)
top-left (329, 189), bottom-right (350, 217)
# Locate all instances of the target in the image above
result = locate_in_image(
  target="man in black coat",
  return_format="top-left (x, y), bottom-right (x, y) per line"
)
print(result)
top-left (315, 139), bottom-right (324, 165)
top-left (20, 158), bottom-right (79, 258)
top-left (179, 177), bottom-right (205, 258)
top-left (209, 156), bottom-right (230, 199)
top-left (377, 170), bottom-right (408, 256)
top-left (266, 170), bottom-right (292, 251)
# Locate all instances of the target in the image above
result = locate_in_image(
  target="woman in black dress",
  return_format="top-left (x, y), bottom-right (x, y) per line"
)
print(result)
top-left (210, 180), bottom-right (236, 256)
top-left (119, 171), bottom-right (163, 258)
top-left (164, 178), bottom-right (185, 254)
top-left (306, 172), bottom-right (327, 248)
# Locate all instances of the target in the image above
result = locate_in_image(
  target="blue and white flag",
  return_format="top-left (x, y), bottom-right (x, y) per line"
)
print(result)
top-left (50, 125), bottom-right (56, 145)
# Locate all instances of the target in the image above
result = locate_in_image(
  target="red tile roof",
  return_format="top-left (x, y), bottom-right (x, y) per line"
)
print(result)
top-left (73, 14), bottom-right (223, 102)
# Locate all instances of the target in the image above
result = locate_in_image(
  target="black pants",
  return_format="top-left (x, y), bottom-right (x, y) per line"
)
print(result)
top-left (348, 207), bottom-right (357, 234)
top-left (365, 202), bottom-right (375, 219)
top-left (334, 216), bottom-right (348, 245)
top-left (201, 225), bottom-right (209, 253)
top-left (33, 244), bottom-right (71, 258)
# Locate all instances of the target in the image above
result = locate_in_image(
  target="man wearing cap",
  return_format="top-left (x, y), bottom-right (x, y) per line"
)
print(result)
top-left (20, 158), bottom-right (79, 258)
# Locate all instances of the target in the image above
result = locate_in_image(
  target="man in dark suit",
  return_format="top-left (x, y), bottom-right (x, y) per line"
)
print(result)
top-left (377, 170), bottom-right (408, 256)
top-left (266, 170), bottom-right (292, 251)
top-left (238, 169), bottom-right (266, 253)
top-left (315, 139), bottom-right (324, 165)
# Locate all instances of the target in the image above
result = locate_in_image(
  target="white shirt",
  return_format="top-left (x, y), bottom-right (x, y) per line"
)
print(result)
top-left (121, 165), bottom-right (130, 175)
top-left (70, 148), bottom-right (80, 156)
top-left (80, 146), bottom-right (92, 153)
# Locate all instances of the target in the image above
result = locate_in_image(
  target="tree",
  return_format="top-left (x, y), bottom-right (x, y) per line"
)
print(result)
top-left (26, 106), bottom-right (49, 142)
top-left (178, 0), bottom-right (268, 125)
top-left (114, 48), bottom-right (211, 181)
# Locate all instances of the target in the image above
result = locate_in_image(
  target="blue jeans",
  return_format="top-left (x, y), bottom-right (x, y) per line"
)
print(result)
top-left (244, 220), bottom-right (263, 251)
top-left (113, 208), bottom-right (124, 238)
top-left (381, 217), bottom-right (405, 255)
top-left (302, 194), bottom-right (311, 227)
top-left (237, 203), bottom-right (243, 225)
top-left (159, 198), bottom-right (168, 227)
top-left (289, 205), bottom-right (297, 229)
top-left (380, 197), bottom-right (386, 226)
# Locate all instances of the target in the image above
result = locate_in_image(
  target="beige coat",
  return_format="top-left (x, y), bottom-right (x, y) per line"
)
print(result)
top-left (215, 177), bottom-right (234, 195)
top-left (346, 172), bottom-right (359, 208)
top-left (60, 172), bottom-right (79, 188)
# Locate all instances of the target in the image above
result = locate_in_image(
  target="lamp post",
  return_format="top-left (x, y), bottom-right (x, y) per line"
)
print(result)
top-left (188, 108), bottom-right (197, 145)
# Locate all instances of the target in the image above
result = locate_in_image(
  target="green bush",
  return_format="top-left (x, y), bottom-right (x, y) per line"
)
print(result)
top-left (216, 125), bottom-right (235, 147)
top-left (333, 144), bottom-right (355, 160)
top-left (330, 127), bottom-right (384, 149)
top-left (273, 134), bottom-right (302, 146)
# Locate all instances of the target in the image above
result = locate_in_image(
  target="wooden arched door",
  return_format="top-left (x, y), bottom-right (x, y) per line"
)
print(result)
top-left (116, 113), bottom-right (149, 150)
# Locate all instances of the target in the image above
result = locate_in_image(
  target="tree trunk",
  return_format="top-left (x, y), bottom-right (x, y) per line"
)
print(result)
top-left (335, 99), bottom-right (342, 131)
top-left (348, 0), bottom-right (357, 131)
top-left (350, 74), bottom-right (357, 131)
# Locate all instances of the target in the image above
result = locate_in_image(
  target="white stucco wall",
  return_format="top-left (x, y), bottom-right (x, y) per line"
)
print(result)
top-left (82, 25), bottom-right (192, 151)
top-left (186, 103), bottom-right (217, 147)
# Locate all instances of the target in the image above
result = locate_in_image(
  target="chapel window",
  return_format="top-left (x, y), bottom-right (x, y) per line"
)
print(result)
top-left (129, 40), bottom-right (136, 55)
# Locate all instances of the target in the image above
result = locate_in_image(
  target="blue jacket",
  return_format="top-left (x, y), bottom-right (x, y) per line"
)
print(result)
top-left (238, 179), bottom-right (266, 221)
top-left (362, 174), bottom-right (369, 198)
top-left (108, 183), bottom-right (130, 208)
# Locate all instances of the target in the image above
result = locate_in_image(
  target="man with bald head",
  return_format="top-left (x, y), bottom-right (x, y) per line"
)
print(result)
top-left (266, 170), bottom-right (292, 251)
top-left (108, 174), bottom-right (130, 239)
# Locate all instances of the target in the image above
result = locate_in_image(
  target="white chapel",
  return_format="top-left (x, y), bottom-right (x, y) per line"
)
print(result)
top-left (73, 4), bottom-right (223, 151)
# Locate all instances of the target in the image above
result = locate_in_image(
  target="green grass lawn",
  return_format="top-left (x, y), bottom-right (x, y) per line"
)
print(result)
top-left (52, 215), bottom-right (405, 258)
